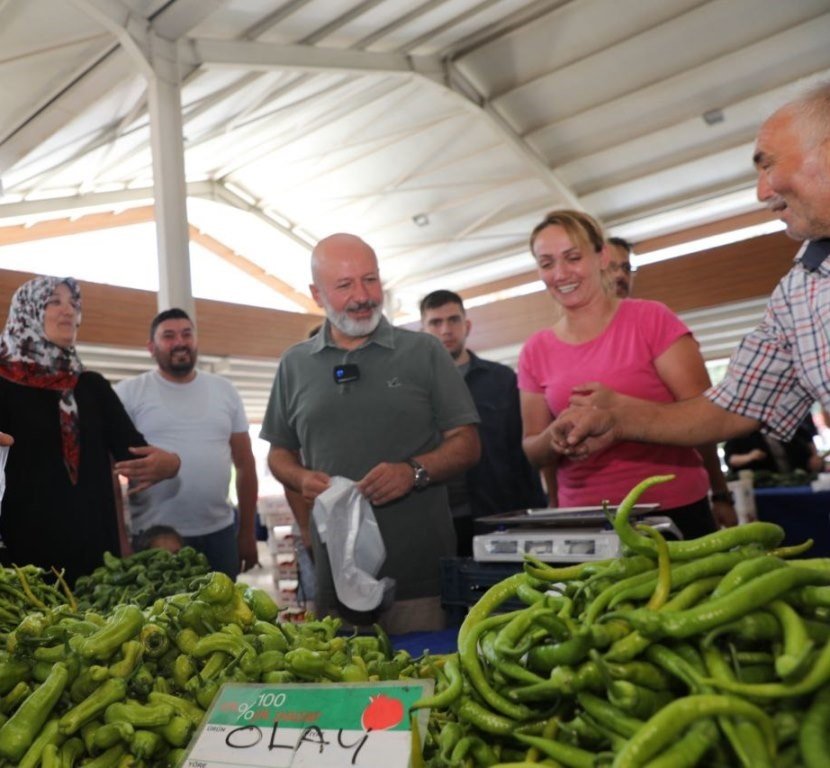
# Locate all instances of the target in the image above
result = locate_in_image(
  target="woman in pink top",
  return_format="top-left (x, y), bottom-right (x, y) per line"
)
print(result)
top-left (518, 210), bottom-right (736, 539)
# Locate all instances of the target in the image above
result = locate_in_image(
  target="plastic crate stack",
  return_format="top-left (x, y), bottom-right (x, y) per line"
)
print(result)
top-left (257, 495), bottom-right (300, 610)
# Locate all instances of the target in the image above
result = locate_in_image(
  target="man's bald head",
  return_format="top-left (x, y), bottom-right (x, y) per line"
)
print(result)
top-left (311, 233), bottom-right (378, 285)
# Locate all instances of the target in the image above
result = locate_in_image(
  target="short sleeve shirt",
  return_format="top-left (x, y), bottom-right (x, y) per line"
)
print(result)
top-left (115, 370), bottom-right (248, 536)
top-left (518, 300), bottom-right (709, 509)
top-left (259, 317), bottom-right (480, 601)
top-left (707, 243), bottom-right (830, 441)
top-left (260, 317), bottom-right (479, 479)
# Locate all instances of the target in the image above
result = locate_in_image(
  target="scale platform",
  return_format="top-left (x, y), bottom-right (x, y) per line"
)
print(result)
top-left (472, 505), bottom-right (681, 563)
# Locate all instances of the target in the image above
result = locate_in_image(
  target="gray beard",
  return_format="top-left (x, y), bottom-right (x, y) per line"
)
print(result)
top-left (322, 301), bottom-right (383, 338)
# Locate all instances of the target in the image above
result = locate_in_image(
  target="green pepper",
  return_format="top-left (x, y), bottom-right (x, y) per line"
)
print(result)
top-left (457, 573), bottom-right (536, 722)
top-left (18, 717), bottom-right (64, 768)
top-left (172, 654), bottom-right (196, 691)
top-left (262, 670), bottom-right (296, 684)
top-left (411, 655), bottom-right (462, 710)
top-left (256, 650), bottom-right (286, 675)
top-left (639, 719), bottom-right (722, 768)
top-left (612, 694), bottom-right (775, 768)
top-left (612, 475), bottom-right (785, 560)
top-left (194, 679), bottom-right (220, 710)
top-left (179, 600), bottom-right (215, 633)
top-left (92, 721), bottom-right (135, 751)
top-left (627, 567), bottom-right (830, 640)
top-left (105, 700), bottom-right (173, 728)
top-left (173, 628), bottom-right (200, 656)
top-left (127, 663), bottom-right (155, 700)
top-left (800, 686), bottom-right (830, 768)
top-left (209, 591), bottom-right (255, 628)
top-left (253, 621), bottom-right (289, 651)
top-left (457, 698), bottom-right (518, 736)
top-left (70, 665), bottom-right (111, 704)
top-left (192, 632), bottom-right (256, 661)
top-left (129, 728), bottom-right (162, 759)
top-left (138, 624), bottom-right (169, 659)
top-left (766, 599), bottom-right (814, 679)
top-left (33, 644), bottom-right (68, 664)
top-left (75, 605), bottom-right (145, 662)
top-left (151, 713), bottom-right (193, 748)
top-left (243, 587), bottom-right (279, 621)
top-left (284, 648), bottom-right (343, 681)
top-left (109, 641), bottom-right (143, 679)
top-left (607, 680), bottom-right (674, 720)
top-left (79, 743), bottom-right (125, 767)
top-left (59, 677), bottom-right (128, 736)
top-left (0, 661), bottom-right (69, 762)
top-left (515, 733), bottom-right (595, 768)
top-left (59, 736), bottom-right (85, 767)
top-left (576, 692), bottom-right (644, 739)
top-left (198, 572), bottom-right (235, 604)
top-left (146, 692), bottom-right (205, 727)
top-left (0, 681), bottom-right (31, 715)
top-left (40, 741), bottom-right (60, 768)
top-left (0, 659), bottom-right (31, 695)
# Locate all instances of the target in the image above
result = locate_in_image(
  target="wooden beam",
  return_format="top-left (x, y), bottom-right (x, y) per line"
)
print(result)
top-left (634, 208), bottom-right (777, 254)
top-left (0, 269), bottom-right (320, 359)
top-left (632, 230), bottom-right (796, 313)
top-left (0, 206), bottom-right (156, 245)
top-left (189, 226), bottom-right (321, 314)
top-left (0, 206), bottom-right (319, 312)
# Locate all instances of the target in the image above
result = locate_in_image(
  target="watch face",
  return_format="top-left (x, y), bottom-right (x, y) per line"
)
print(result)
top-left (412, 464), bottom-right (429, 488)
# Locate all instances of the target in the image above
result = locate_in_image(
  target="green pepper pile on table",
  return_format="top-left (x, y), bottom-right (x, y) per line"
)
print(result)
top-left (0, 569), bottom-right (424, 767)
top-left (0, 566), bottom-right (75, 635)
top-left (415, 474), bottom-right (830, 768)
top-left (739, 468), bottom-right (816, 489)
top-left (72, 548), bottom-right (212, 613)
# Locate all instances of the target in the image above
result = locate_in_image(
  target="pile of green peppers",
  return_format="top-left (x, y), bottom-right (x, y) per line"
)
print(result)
top-left (0, 570), bottom-right (423, 766)
top-left (0, 566), bottom-right (75, 635)
top-left (417, 474), bottom-right (830, 768)
top-left (73, 549), bottom-right (212, 613)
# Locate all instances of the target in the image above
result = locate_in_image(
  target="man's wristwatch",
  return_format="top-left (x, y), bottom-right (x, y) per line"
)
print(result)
top-left (406, 458), bottom-right (431, 490)
top-left (711, 490), bottom-right (735, 504)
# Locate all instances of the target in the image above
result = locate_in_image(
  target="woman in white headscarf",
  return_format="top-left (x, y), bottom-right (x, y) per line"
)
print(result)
top-left (0, 275), bottom-right (179, 582)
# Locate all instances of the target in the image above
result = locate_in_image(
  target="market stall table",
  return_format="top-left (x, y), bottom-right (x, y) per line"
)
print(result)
top-left (753, 485), bottom-right (830, 557)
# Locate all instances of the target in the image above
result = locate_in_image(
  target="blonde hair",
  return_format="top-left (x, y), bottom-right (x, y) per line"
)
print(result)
top-left (529, 209), bottom-right (605, 255)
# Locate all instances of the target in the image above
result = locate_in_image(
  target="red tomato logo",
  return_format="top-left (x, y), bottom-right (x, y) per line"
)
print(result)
top-left (361, 694), bottom-right (404, 731)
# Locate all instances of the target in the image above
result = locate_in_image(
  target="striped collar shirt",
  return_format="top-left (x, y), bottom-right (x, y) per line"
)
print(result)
top-left (706, 239), bottom-right (830, 441)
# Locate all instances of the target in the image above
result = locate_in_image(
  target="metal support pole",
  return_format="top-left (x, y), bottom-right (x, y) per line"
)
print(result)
top-left (147, 32), bottom-right (194, 317)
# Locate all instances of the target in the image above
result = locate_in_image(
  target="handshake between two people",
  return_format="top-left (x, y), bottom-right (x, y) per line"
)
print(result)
top-left (549, 381), bottom-right (631, 460)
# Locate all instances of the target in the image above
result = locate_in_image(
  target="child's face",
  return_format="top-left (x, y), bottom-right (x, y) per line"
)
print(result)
top-left (150, 534), bottom-right (182, 553)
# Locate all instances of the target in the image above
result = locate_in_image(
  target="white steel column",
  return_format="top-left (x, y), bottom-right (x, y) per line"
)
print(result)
top-left (147, 33), bottom-right (194, 317)
top-left (71, 1), bottom-right (198, 316)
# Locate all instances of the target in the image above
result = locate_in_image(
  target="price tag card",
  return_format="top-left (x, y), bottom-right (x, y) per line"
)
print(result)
top-left (184, 680), bottom-right (434, 768)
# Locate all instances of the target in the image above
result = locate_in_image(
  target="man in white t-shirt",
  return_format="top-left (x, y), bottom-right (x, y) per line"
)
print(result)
top-left (115, 309), bottom-right (258, 577)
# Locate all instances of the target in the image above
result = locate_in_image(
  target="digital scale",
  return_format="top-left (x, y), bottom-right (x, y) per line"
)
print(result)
top-left (472, 504), bottom-right (682, 563)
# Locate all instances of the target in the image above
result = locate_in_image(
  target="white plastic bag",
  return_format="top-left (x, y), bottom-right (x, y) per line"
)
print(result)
top-left (0, 445), bottom-right (8, 509)
top-left (312, 476), bottom-right (395, 612)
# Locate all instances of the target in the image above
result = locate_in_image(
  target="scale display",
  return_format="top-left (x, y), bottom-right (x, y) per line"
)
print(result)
top-left (472, 515), bottom-right (681, 563)
top-left (473, 528), bottom-right (623, 562)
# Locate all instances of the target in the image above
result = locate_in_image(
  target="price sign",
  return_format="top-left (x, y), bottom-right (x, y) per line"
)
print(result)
top-left (184, 680), bottom-right (433, 767)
